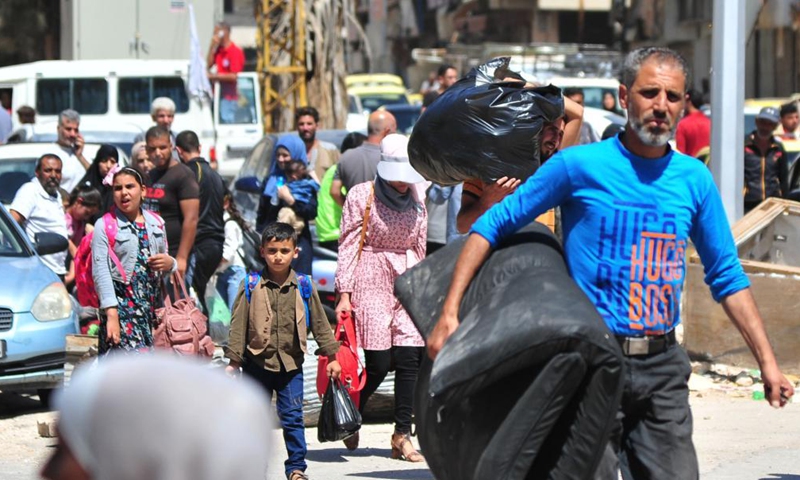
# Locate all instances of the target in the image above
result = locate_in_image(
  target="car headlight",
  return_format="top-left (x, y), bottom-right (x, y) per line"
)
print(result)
top-left (31, 282), bottom-right (73, 321)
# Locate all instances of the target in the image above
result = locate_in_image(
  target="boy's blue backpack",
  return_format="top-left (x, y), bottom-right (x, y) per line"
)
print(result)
top-left (245, 272), bottom-right (313, 327)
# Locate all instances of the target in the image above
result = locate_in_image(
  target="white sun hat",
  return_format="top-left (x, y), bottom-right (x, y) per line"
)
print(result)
top-left (377, 133), bottom-right (426, 184)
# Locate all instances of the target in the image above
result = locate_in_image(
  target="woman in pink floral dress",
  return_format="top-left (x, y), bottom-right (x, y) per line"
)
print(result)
top-left (335, 134), bottom-right (427, 461)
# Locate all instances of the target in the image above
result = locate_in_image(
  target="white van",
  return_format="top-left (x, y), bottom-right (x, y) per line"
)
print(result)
top-left (0, 60), bottom-right (262, 178)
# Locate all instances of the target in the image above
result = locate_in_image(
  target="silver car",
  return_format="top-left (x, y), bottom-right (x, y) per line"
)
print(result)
top-left (0, 204), bottom-right (77, 406)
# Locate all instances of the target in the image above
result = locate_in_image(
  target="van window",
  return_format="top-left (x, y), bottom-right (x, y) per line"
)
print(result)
top-left (37, 79), bottom-right (109, 115)
top-left (118, 77), bottom-right (190, 114)
top-left (219, 77), bottom-right (258, 125)
top-left (579, 87), bottom-right (618, 111)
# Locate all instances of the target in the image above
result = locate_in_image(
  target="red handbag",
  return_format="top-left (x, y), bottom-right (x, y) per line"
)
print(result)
top-left (153, 272), bottom-right (215, 357)
top-left (317, 311), bottom-right (366, 407)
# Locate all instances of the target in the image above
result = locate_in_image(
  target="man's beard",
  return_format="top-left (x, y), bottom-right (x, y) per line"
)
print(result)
top-left (42, 179), bottom-right (59, 196)
top-left (629, 117), bottom-right (675, 147)
top-left (300, 131), bottom-right (315, 142)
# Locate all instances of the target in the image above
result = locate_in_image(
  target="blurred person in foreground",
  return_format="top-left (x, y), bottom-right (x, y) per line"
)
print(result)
top-left (428, 46), bottom-right (794, 480)
top-left (41, 353), bottom-right (272, 480)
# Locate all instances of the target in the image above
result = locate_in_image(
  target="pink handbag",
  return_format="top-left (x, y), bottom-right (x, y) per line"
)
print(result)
top-left (154, 273), bottom-right (215, 357)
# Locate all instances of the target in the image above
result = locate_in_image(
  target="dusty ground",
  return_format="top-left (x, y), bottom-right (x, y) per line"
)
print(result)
top-left (2, 388), bottom-right (799, 480)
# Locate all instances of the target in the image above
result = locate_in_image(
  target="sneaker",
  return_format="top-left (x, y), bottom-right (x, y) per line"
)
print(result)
top-left (288, 470), bottom-right (309, 480)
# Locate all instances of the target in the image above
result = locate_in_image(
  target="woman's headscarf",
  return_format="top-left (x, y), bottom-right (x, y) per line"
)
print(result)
top-left (75, 144), bottom-right (119, 213)
top-left (76, 144), bottom-right (119, 191)
top-left (54, 354), bottom-right (272, 480)
top-left (263, 134), bottom-right (308, 198)
top-left (375, 134), bottom-right (424, 212)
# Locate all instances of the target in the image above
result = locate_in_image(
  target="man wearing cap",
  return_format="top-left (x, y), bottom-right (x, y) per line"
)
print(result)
top-left (744, 106), bottom-right (788, 213)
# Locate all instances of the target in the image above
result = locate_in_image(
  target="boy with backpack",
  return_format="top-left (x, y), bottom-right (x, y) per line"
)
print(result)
top-left (224, 222), bottom-right (341, 480)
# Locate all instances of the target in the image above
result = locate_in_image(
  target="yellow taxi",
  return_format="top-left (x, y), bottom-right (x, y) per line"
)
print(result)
top-left (346, 73), bottom-right (413, 112)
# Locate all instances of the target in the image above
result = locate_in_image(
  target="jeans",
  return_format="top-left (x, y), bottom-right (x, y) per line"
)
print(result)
top-left (594, 343), bottom-right (698, 480)
top-left (216, 265), bottom-right (246, 312)
top-left (219, 98), bottom-right (238, 124)
top-left (244, 363), bottom-right (307, 477)
top-left (360, 346), bottom-right (424, 434)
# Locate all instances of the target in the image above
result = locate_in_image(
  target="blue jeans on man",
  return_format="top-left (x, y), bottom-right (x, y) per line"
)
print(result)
top-left (244, 362), bottom-right (307, 477)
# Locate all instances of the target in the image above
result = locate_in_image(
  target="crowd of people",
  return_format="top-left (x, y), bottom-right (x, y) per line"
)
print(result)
top-left (2, 44), bottom-right (793, 480)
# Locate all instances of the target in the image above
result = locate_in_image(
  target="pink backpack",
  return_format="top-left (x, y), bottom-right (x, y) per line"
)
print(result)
top-left (74, 212), bottom-right (124, 308)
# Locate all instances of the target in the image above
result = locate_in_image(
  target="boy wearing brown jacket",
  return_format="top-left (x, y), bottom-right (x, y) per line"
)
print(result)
top-left (225, 222), bottom-right (340, 480)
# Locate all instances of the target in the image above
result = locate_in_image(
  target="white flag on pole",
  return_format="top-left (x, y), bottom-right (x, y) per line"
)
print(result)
top-left (187, 3), bottom-right (213, 101)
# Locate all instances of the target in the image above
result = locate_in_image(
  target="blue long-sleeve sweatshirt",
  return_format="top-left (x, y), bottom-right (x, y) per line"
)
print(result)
top-left (471, 135), bottom-right (750, 336)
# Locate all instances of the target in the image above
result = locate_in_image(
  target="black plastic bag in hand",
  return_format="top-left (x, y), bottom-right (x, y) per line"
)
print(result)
top-left (409, 57), bottom-right (564, 185)
top-left (317, 377), bottom-right (362, 443)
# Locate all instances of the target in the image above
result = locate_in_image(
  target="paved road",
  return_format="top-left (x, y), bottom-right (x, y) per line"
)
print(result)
top-left (2, 390), bottom-right (799, 479)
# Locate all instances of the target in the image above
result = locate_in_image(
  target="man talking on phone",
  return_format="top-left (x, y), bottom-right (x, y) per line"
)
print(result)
top-left (55, 109), bottom-right (90, 192)
top-left (207, 21), bottom-right (244, 125)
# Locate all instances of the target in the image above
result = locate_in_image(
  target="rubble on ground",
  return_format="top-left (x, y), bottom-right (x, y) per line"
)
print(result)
top-left (689, 361), bottom-right (800, 401)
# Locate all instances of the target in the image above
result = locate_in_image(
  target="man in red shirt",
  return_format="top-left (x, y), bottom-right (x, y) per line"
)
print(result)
top-left (675, 89), bottom-right (710, 157)
top-left (207, 22), bottom-right (245, 124)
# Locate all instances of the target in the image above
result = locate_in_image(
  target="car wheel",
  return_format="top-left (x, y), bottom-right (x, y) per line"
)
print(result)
top-left (37, 388), bottom-right (53, 409)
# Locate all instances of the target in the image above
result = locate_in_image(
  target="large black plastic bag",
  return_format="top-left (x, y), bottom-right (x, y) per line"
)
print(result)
top-left (317, 377), bottom-right (361, 443)
top-left (408, 57), bottom-right (564, 186)
top-left (394, 223), bottom-right (624, 480)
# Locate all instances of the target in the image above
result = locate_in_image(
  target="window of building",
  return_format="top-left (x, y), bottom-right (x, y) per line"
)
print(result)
top-left (36, 78), bottom-right (108, 115)
top-left (678, 0), bottom-right (712, 23)
top-left (118, 77), bottom-right (190, 114)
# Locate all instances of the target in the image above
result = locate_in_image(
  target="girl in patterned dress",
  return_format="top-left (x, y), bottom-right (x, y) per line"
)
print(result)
top-left (92, 167), bottom-right (176, 355)
top-left (335, 134), bottom-right (428, 461)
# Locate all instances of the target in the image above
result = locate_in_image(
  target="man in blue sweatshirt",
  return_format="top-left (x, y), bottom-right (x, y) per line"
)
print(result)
top-left (427, 47), bottom-right (795, 479)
